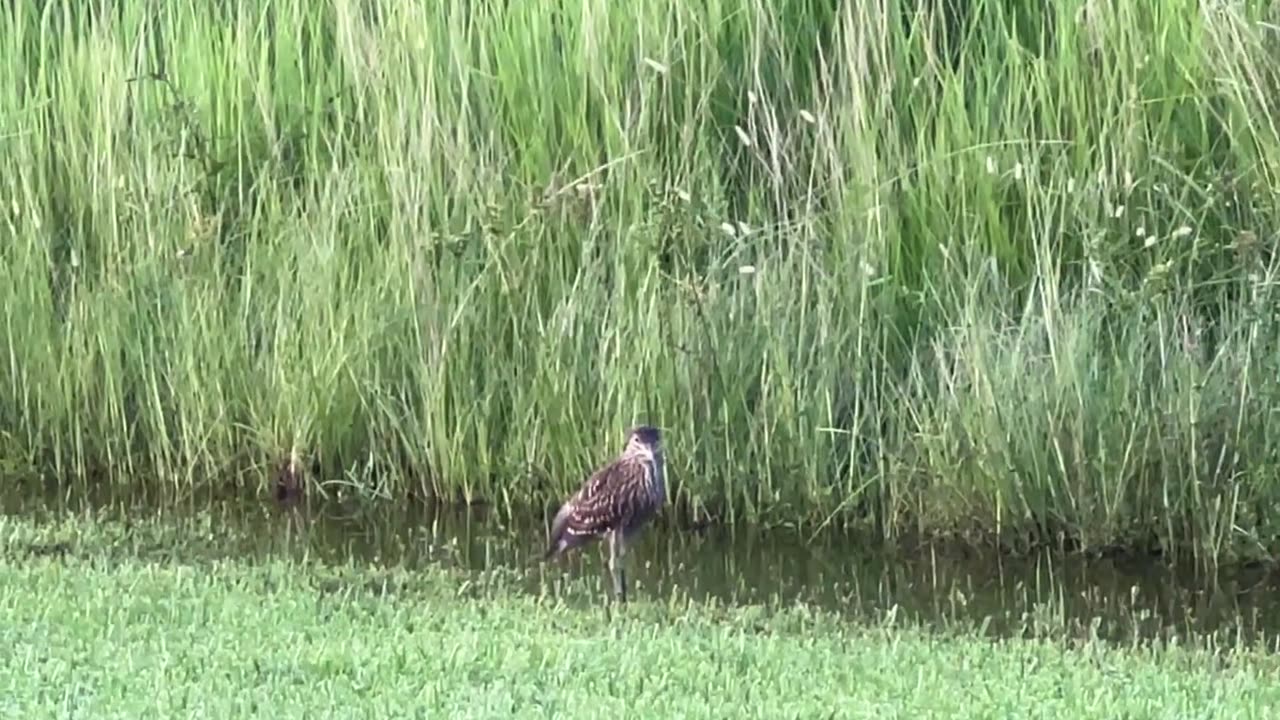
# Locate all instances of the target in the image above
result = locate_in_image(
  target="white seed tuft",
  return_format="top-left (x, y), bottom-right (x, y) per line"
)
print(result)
top-left (643, 57), bottom-right (669, 75)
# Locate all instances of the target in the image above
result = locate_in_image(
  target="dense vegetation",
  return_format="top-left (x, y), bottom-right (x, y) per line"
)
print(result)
top-left (4, 0), bottom-right (1280, 563)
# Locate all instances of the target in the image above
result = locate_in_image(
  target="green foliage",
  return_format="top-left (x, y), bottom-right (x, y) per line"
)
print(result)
top-left (4, 0), bottom-right (1280, 563)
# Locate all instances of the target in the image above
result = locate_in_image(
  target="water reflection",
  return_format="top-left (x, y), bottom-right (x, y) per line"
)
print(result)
top-left (6, 492), bottom-right (1280, 647)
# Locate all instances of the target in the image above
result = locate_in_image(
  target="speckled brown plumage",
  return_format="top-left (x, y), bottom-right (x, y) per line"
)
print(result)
top-left (544, 425), bottom-right (666, 601)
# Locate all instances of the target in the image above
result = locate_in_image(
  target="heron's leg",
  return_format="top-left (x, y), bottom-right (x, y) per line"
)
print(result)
top-left (608, 530), bottom-right (627, 603)
top-left (617, 531), bottom-right (628, 603)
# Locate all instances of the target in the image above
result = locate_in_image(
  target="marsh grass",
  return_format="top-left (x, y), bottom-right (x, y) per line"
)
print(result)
top-left (4, 0), bottom-right (1280, 565)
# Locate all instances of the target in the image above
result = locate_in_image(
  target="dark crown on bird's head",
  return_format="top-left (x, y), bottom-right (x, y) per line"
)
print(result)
top-left (625, 424), bottom-right (663, 450)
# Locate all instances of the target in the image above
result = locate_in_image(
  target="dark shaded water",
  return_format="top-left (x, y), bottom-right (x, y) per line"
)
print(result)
top-left (6, 492), bottom-right (1280, 648)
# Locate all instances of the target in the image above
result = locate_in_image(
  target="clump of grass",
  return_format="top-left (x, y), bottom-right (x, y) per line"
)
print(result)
top-left (3, 0), bottom-right (1280, 565)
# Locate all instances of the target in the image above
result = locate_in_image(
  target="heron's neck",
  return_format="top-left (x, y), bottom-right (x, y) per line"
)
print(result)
top-left (631, 445), bottom-right (665, 498)
top-left (628, 444), bottom-right (660, 462)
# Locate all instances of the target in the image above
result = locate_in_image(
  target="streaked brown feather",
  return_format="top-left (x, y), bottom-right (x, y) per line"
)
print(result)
top-left (545, 455), bottom-right (654, 558)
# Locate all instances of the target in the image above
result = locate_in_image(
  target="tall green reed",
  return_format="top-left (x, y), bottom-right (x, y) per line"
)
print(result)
top-left (2, 0), bottom-right (1280, 565)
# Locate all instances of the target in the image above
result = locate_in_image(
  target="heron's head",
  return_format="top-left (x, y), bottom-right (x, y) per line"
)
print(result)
top-left (624, 425), bottom-right (663, 454)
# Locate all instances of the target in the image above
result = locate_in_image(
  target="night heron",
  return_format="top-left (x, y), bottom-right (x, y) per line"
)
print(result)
top-left (544, 425), bottom-right (666, 602)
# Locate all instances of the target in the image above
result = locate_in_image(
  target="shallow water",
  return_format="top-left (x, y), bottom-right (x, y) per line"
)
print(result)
top-left (6, 491), bottom-right (1280, 647)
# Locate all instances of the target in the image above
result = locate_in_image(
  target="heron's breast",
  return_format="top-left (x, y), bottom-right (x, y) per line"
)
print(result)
top-left (649, 454), bottom-right (666, 503)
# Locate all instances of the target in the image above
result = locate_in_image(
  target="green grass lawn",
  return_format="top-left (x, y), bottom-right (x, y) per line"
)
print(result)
top-left (1, 514), bottom-right (1277, 718)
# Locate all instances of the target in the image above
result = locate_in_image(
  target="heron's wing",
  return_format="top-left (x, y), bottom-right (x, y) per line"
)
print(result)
top-left (546, 458), bottom-right (646, 554)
